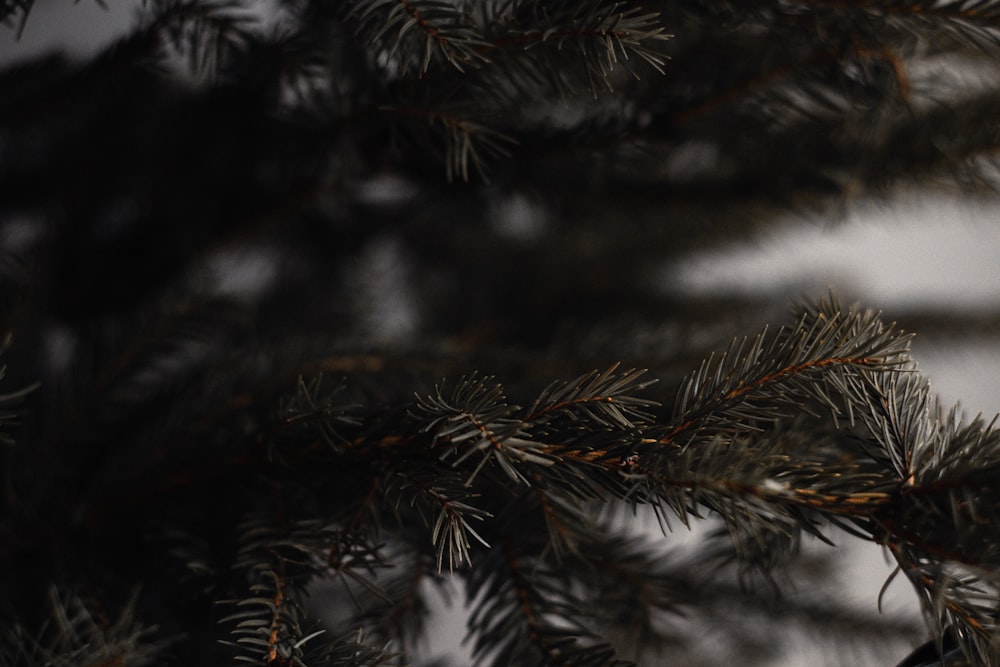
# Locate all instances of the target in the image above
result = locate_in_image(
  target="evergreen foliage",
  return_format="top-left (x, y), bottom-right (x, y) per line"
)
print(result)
top-left (1, 0), bottom-right (1000, 665)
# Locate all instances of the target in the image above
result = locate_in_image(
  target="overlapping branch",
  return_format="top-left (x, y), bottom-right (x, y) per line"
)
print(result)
top-left (301, 297), bottom-right (999, 664)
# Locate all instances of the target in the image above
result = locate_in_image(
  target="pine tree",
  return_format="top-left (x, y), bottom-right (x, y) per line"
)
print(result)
top-left (1, 0), bottom-right (999, 665)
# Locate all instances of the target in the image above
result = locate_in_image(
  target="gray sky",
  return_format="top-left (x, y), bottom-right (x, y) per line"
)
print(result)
top-left (669, 190), bottom-right (1000, 418)
top-left (671, 193), bottom-right (1000, 312)
top-left (0, 0), bottom-right (135, 65)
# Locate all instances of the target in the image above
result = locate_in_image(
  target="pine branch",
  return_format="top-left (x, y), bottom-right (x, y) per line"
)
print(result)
top-left (525, 364), bottom-right (657, 428)
top-left (220, 571), bottom-right (314, 665)
top-left (143, 0), bottom-right (257, 78)
top-left (480, 0), bottom-right (671, 96)
top-left (0, 588), bottom-right (168, 667)
top-left (662, 296), bottom-right (914, 448)
top-left (409, 365), bottom-right (659, 491)
top-left (351, 545), bottom-right (443, 654)
top-left (300, 629), bottom-right (400, 667)
top-left (202, 297), bottom-right (998, 662)
top-left (0, 356), bottom-right (37, 447)
top-left (631, 299), bottom-right (1000, 663)
top-left (573, 530), bottom-right (922, 663)
top-left (244, 27), bottom-right (335, 109)
top-left (279, 374), bottom-right (362, 453)
top-left (347, 0), bottom-right (489, 75)
top-left (414, 372), bottom-right (546, 485)
top-left (221, 507), bottom-right (389, 665)
top-left (385, 470), bottom-right (492, 571)
top-left (374, 103), bottom-right (516, 181)
top-left (791, 0), bottom-right (1000, 53)
top-left (465, 542), bottom-right (634, 667)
